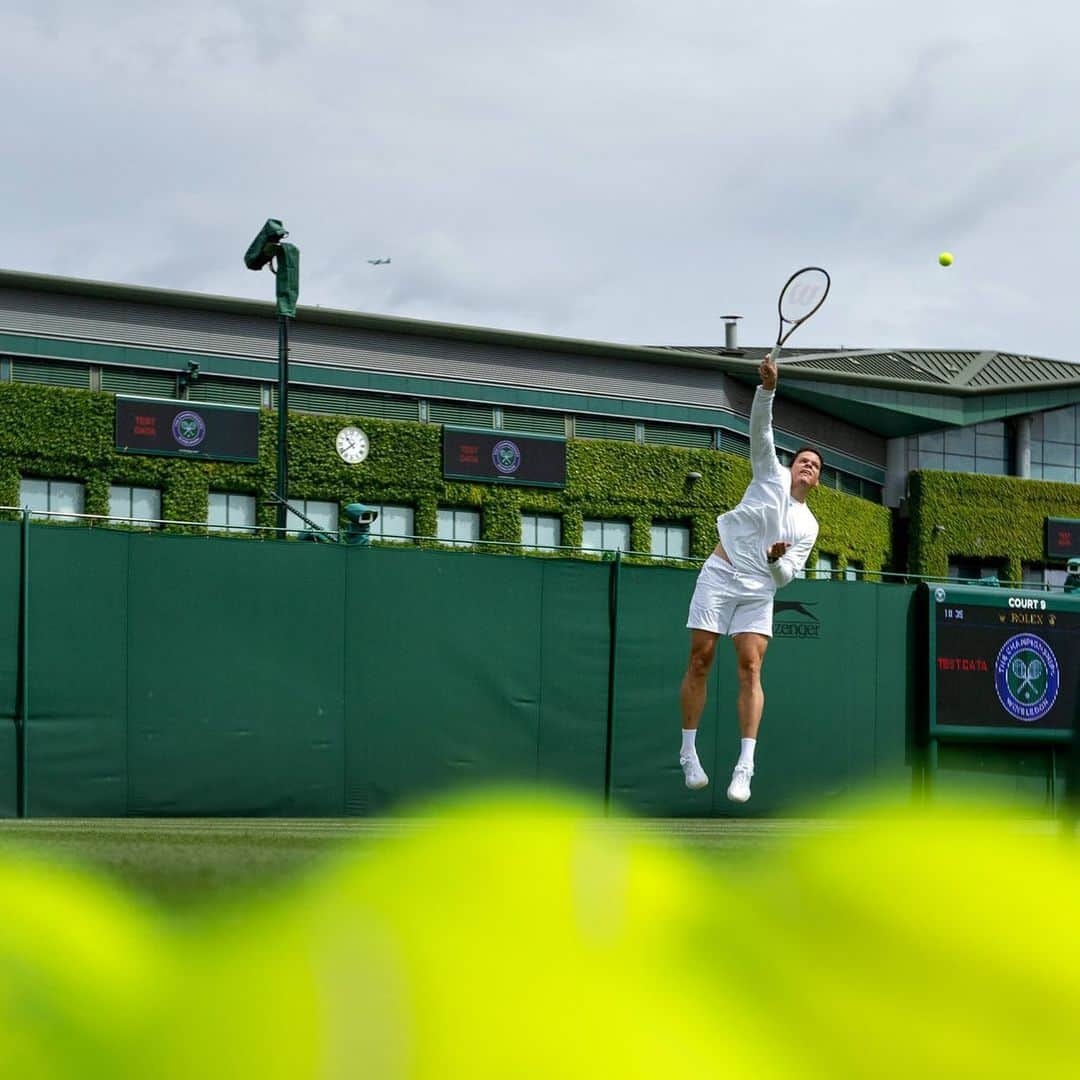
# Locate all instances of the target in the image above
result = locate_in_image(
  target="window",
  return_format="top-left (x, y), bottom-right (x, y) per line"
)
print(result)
top-left (650, 522), bottom-right (690, 560)
top-left (521, 513), bottom-right (561, 552)
top-left (1021, 564), bottom-right (1049, 591)
top-left (208, 492), bottom-right (257, 534)
top-left (19, 478), bottom-right (85, 522)
top-left (812, 552), bottom-right (835, 580)
top-left (948, 558), bottom-right (1003, 583)
top-left (1027, 407), bottom-right (1079, 482)
top-left (437, 507), bottom-right (480, 546)
top-left (582, 519), bottom-right (631, 554)
top-left (844, 560), bottom-right (863, 582)
top-left (286, 499), bottom-right (338, 539)
top-left (912, 423), bottom-right (1012, 478)
top-left (1042, 405), bottom-right (1075, 444)
top-left (368, 504), bottom-right (415, 544)
top-left (1045, 567), bottom-right (1069, 591)
top-left (109, 485), bottom-right (162, 526)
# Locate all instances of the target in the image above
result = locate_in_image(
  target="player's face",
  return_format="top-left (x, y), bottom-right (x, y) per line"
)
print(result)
top-left (792, 451), bottom-right (821, 488)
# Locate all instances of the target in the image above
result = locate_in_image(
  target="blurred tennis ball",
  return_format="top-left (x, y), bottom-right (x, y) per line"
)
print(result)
top-left (721, 798), bottom-right (1080, 1076)
top-left (0, 852), bottom-right (172, 1078)
top-left (175, 790), bottom-right (771, 1079)
top-left (8, 792), bottom-right (1080, 1078)
top-left (939, 251), bottom-right (954, 266)
top-left (302, 791), bottom-right (768, 1078)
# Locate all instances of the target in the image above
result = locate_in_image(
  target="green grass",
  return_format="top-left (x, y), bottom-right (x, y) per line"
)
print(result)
top-left (1, 815), bottom-right (1065, 911)
top-left (0, 817), bottom-right (839, 910)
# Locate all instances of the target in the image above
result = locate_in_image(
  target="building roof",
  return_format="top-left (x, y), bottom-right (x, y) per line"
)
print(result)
top-left (4, 267), bottom-right (1080, 437)
top-left (655, 344), bottom-right (1080, 436)
top-left (665, 344), bottom-right (1080, 392)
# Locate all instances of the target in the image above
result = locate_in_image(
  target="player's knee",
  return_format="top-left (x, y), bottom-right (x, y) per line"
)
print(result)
top-left (688, 646), bottom-right (715, 679)
top-left (736, 655), bottom-right (762, 685)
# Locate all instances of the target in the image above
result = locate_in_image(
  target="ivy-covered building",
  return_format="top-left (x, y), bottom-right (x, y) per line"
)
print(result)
top-left (2, 268), bottom-right (1080, 584)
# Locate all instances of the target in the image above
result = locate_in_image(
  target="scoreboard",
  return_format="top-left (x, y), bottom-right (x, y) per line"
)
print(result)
top-left (1046, 516), bottom-right (1080, 560)
top-left (927, 583), bottom-right (1080, 743)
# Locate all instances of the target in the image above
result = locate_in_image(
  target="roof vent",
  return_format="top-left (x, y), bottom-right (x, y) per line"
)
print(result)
top-left (722, 315), bottom-right (742, 351)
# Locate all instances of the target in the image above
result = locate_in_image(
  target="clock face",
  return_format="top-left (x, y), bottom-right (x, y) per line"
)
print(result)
top-left (336, 426), bottom-right (369, 464)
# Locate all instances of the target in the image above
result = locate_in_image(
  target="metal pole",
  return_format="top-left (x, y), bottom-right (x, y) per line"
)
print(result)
top-left (276, 314), bottom-right (290, 534)
top-left (603, 549), bottom-right (622, 815)
top-left (17, 509), bottom-right (30, 817)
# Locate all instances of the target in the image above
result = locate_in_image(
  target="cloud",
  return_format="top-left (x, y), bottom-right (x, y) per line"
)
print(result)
top-left (1, 1), bottom-right (1078, 358)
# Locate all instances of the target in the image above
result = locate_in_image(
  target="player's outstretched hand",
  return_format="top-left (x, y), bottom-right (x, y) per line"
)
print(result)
top-left (760, 355), bottom-right (778, 390)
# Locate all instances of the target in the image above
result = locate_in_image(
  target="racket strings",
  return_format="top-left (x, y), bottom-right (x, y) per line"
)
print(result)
top-left (779, 268), bottom-right (830, 325)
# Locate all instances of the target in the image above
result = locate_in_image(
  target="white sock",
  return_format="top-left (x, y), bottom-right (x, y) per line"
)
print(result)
top-left (738, 738), bottom-right (756, 769)
top-left (681, 729), bottom-right (697, 758)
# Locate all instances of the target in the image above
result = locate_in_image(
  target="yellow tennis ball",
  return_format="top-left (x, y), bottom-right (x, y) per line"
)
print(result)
top-left (182, 790), bottom-right (768, 1080)
top-left (0, 852), bottom-right (172, 1078)
top-left (939, 251), bottom-right (954, 266)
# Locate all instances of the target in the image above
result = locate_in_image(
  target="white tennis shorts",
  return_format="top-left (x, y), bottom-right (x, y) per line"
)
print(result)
top-left (686, 554), bottom-right (774, 637)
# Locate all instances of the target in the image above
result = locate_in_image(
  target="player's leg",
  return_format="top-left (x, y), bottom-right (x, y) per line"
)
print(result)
top-left (732, 631), bottom-right (769, 739)
top-left (681, 628), bottom-right (719, 730)
top-left (678, 629), bottom-right (718, 789)
top-left (681, 556), bottom-right (737, 790)
top-left (726, 617), bottom-right (771, 804)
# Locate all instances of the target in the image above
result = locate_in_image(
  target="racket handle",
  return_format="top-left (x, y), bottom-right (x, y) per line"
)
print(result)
top-left (769, 344), bottom-right (782, 365)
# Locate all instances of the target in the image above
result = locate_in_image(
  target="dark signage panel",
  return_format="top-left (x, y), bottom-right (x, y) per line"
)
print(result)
top-left (116, 397), bottom-right (260, 462)
top-left (443, 427), bottom-right (566, 488)
top-left (1046, 517), bottom-right (1080, 559)
top-left (928, 584), bottom-right (1080, 737)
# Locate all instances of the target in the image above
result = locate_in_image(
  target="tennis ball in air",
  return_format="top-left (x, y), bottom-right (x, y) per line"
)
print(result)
top-left (939, 251), bottom-right (954, 266)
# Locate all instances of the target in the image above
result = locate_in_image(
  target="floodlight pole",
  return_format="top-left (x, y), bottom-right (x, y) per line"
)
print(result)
top-left (276, 314), bottom-right (289, 535)
top-left (244, 219), bottom-right (300, 535)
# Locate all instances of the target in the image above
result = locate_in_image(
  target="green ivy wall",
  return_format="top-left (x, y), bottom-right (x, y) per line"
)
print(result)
top-left (0, 383), bottom-right (892, 572)
top-left (908, 470), bottom-right (1080, 582)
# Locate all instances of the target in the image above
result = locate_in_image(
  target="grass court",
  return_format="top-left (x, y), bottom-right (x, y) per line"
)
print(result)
top-left (0, 816), bottom-right (855, 910)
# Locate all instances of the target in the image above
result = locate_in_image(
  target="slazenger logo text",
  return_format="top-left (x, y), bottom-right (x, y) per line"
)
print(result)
top-left (773, 601), bottom-right (820, 639)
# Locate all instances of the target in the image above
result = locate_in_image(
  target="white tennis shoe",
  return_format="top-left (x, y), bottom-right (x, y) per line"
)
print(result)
top-left (680, 754), bottom-right (709, 790)
top-left (726, 763), bottom-right (753, 803)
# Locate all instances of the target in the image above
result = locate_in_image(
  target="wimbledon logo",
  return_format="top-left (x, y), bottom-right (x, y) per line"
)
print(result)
top-left (994, 633), bottom-right (1060, 723)
top-left (172, 410), bottom-right (207, 449)
top-left (492, 439), bottom-right (522, 475)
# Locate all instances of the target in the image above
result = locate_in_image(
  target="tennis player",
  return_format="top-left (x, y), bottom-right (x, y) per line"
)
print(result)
top-left (678, 354), bottom-right (821, 803)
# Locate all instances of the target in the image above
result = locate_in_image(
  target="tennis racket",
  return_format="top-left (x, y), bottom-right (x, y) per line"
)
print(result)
top-left (770, 266), bottom-right (830, 364)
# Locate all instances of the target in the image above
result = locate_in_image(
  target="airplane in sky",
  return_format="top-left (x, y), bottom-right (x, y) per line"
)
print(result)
top-left (367, 257), bottom-right (391, 265)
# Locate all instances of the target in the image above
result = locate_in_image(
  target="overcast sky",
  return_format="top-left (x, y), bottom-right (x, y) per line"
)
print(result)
top-left (3, 1), bottom-right (1078, 358)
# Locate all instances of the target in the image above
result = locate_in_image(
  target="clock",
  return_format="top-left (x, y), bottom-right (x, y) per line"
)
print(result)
top-left (335, 426), bottom-right (369, 464)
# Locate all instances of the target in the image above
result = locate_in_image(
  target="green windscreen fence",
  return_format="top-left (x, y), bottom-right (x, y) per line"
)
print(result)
top-left (1, 520), bottom-right (1059, 818)
top-left (124, 536), bottom-right (348, 816)
top-left (7, 526), bottom-right (615, 816)
top-left (0, 526), bottom-right (19, 817)
top-left (343, 551), bottom-right (610, 814)
top-left (24, 528), bottom-right (132, 816)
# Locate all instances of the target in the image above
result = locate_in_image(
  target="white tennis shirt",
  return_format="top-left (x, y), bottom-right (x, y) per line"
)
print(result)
top-left (715, 387), bottom-right (819, 593)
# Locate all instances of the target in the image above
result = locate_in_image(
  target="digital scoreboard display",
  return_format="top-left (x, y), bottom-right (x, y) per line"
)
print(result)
top-left (1045, 516), bottom-right (1080, 560)
top-left (442, 427), bottom-right (566, 488)
top-left (115, 396), bottom-right (260, 463)
top-left (928, 584), bottom-right (1080, 740)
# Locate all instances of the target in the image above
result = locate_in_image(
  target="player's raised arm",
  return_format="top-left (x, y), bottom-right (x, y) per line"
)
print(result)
top-left (749, 355), bottom-right (784, 481)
